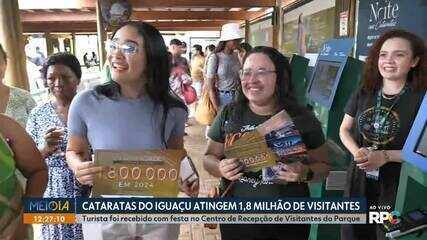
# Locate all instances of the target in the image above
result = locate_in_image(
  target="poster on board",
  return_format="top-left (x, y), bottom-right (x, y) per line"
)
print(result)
top-left (356, 0), bottom-right (427, 59)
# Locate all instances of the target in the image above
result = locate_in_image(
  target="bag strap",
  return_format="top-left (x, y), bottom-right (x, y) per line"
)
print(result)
top-left (220, 180), bottom-right (235, 197)
top-left (214, 53), bottom-right (219, 75)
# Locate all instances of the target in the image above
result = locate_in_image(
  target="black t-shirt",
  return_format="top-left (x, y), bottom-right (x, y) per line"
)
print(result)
top-left (208, 103), bottom-right (325, 198)
top-left (344, 87), bottom-right (425, 204)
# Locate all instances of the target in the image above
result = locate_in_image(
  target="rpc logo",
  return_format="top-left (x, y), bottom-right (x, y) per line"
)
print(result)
top-left (369, 210), bottom-right (401, 224)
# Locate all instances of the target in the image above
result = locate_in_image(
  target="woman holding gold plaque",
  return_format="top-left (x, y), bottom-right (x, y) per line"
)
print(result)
top-left (66, 21), bottom-right (198, 239)
top-left (203, 46), bottom-right (330, 239)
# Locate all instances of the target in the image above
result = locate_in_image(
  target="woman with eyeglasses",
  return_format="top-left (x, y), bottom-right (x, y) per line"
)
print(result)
top-left (203, 46), bottom-right (330, 240)
top-left (26, 52), bottom-right (86, 240)
top-left (340, 30), bottom-right (426, 240)
top-left (66, 21), bottom-right (198, 239)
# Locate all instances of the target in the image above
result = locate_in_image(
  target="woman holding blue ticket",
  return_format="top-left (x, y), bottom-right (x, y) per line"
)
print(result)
top-left (340, 30), bottom-right (426, 240)
top-left (66, 21), bottom-right (198, 239)
top-left (203, 46), bottom-right (330, 240)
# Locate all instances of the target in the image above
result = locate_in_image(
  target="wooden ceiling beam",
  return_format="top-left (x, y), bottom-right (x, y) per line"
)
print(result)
top-left (20, 10), bottom-right (264, 22)
top-left (20, 11), bottom-right (95, 22)
top-left (19, 0), bottom-right (275, 9)
top-left (22, 21), bottom-right (226, 33)
top-left (132, 10), bottom-right (264, 20)
top-left (125, 0), bottom-right (275, 8)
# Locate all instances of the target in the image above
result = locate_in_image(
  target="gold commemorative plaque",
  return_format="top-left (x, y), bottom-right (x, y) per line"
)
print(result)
top-left (92, 149), bottom-right (186, 197)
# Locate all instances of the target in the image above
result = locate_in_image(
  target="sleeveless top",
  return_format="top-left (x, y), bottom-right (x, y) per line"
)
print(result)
top-left (0, 133), bottom-right (23, 238)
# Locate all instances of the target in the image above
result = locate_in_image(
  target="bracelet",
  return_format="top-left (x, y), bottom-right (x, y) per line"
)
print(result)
top-left (382, 150), bottom-right (391, 162)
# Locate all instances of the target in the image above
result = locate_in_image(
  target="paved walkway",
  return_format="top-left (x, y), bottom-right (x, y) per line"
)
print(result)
top-left (178, 117), bottom-right (221, 240)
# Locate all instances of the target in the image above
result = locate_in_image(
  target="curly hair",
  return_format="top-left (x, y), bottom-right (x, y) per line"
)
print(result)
top-left (362, 29), bottom-right (426, 93)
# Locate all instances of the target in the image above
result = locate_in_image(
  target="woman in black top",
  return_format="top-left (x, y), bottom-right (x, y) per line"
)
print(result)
top-left (340, 29), bottom-right (426, 240)
top-left (203, 46), bottom-right (330, 240)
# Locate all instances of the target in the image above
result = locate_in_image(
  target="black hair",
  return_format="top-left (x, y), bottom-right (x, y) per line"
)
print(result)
top-left (40, 52), bottom-right (82, 86)
top-left (0, 44), bottom-right (6, 63)
top-left (181, 41), bottom-right (187, 47)
top-left (192, 44), bottom-right (204, 56)
top-left (231, 46), bottom-right (306, 122)
top-left (206, 44), bottom-right (215, 53)
top-left (239, 42), bottom-right (253, 53)
top-left (170, 38), bottom-right (182, 46)
top-left (95, 21), bottom-right (187, 147)
top-left (214, 41), bottom-right (226, 53)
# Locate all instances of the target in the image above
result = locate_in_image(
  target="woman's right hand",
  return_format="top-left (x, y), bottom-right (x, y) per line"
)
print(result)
top-left (42, 127), bottom-right (64, 156)
top-left (73, 161), bottom-right (104, 186)
top-left (353, 147), bottom-right (369, 163)
top-left (218, 158), bottom-right (244, 181)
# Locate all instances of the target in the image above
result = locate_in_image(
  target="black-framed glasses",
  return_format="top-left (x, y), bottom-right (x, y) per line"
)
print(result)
top-left (105, 40), bottom-right (139, 55)
top-left (239, 69), bottom-right (276, 80)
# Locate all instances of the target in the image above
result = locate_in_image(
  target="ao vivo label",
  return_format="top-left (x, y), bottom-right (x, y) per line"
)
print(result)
top-left (368, 205), bottom-right (400, 224)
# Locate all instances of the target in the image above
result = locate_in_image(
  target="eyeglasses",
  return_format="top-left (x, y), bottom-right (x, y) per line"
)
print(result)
top-left (105, 40), bottom-right (139, 55)
top-left (239, 69), bottom-right (276, 80)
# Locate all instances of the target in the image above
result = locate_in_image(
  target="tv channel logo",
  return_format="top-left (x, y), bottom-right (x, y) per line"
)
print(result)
top-left (369, 210), bottom-right (401, 224)
top-left (24, 198), bottom-right (74, 213)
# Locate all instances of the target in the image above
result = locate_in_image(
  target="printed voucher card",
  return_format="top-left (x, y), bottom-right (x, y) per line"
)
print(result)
top-left (224, 110), bottom-right (308, 181)
top-left (224, 130), bottom-right (278, 172)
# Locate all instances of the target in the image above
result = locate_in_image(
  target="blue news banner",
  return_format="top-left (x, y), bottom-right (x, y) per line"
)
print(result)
top-left (24, 198), bottom-right (367, 224)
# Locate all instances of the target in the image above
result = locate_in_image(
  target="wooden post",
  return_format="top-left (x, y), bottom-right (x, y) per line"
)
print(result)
top-left (96, 0), bottom-right (106, 69)
top-left (272, 0), bottom-right (283, 50)
top-left (245, 20), bottom-right (250, 43)
top-left (276, 0), bottom-right (284, 53)
top-left (0, 0), bottom-right (29, 90)
top-left (71, 32), bottom-right (76, 55)
top-left (45, 32), bottom-right (54, 56)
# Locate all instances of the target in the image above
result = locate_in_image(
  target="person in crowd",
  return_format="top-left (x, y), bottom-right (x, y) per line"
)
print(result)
top-left (180, 41), bottom-right (188, 57)
top-left (205, 44), bottom-right (216, 59)
top-left (27, 46), bottom-right (47, 67)
top-left (0, 44), bottom-right (36, 127)
top-left (190, 44), bottom-right (205, 98)
top-left (205, 23), bottom-right (242, 111)
top-left (169, 39), bottom-right (192, 103)
top-left (203, 46), bottom-right (330, 240)
top-left (66, 21), bottom-right (198, 239)
top-left (238, 42), bottom-right (253, 65)
top-left (340, 29), bottom-right (426, 240)
top-left (83, 52), bottom-right (99, 69)
top-left (203, 44), bottom-right (216, 79)
top-left (169, 38), bottom-right (189, 70)
top-left (83, 52), bottom-right (91, 69)
top-left (0, 114), bottom-right (47, 240)
top-left (26, 52), bottom-right (87, 240)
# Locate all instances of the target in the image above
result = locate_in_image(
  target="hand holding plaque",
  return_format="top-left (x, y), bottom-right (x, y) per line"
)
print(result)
top-left (92, 149), bottom-right (187, 197)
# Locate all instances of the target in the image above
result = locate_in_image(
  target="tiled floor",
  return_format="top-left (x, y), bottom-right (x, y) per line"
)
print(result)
top-left (178, 118), bottom-right (221, 240)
